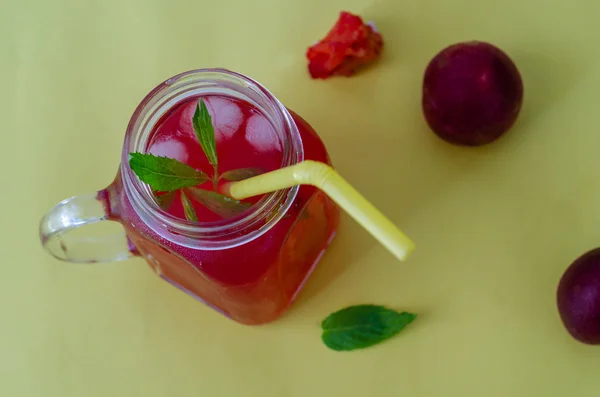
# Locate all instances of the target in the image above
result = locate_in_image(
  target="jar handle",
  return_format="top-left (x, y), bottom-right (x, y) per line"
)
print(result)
top-left (39, 188), bottom-right (135, 263)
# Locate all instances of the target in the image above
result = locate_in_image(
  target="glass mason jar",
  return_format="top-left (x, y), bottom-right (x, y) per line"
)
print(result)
top-left (39, 69), bottom-right (340, 325)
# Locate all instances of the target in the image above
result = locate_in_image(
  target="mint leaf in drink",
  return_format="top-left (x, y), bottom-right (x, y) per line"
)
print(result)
top-left (220, 167), bottom-right (263, 182)
top-left (180, 191), bottom-right (198, 221)
top-left (321, 305), bottom-right (417, 351)
top-left (154, 191), bottom-right (177, 210)
top-left (129, 153), bottom-right (209, 192)
top-left (193, 99), bottom-right (218, 167)
top-left (187, 188), bottom-right (252, 219)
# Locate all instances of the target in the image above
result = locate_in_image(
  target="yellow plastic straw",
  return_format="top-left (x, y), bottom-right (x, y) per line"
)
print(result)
top-left (221, 160), bottom-right (415, 261)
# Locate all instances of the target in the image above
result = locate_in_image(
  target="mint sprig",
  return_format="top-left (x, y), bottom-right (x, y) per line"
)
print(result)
top-left (193, 100), bottom-right (218, 169)
top-left (321, 305), bottom-right (417, 351)
top-left (187, 188), bottom-right (252, 219)
top-left (220, 167), bottom-right (263, 182)
top-left (128, 97), bottom-right (264, 221)
top-left (128, 153), bottom-right (208, 192)
top-left (154, 191), bottom-right (177, 210)
top-left (180, 190), bottom-right (198, 221)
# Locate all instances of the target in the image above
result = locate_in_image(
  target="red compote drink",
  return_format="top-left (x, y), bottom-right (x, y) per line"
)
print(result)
top-left (108, 70), bottom-right (340, 325)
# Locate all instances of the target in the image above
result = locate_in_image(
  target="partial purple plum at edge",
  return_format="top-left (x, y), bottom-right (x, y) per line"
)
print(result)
top-left (422, 41), bottom-right (524, 146)
top-left (557, 248), bottom-right (600, 345)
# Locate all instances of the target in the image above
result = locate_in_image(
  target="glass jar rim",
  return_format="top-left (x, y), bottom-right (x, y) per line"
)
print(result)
top-left (121, 68), bottom-right (304, 250)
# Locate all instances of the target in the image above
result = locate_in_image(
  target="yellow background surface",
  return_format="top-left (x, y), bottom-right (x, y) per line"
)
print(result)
top-left (2, 0), bottom-right (600, 395)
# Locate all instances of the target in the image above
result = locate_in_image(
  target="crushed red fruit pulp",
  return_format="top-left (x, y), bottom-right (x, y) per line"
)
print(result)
top-left (306, 11), bottom-right (383, 79)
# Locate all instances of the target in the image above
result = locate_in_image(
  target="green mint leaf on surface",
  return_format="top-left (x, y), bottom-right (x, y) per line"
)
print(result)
top-left (180, 191), bottom-right (198, 222)
top-left (154, 191), bottom-right (177, 210)
top-left (187, 188), bottom-right (252, 219)
top-left (220, 167), bottom-right (263, 182)
top-left (321, 305), bottom-right (417, 351)
top-left (129, 153), bottom-right (208, 192)
top-left (193, 99), bottom-right (218, 167)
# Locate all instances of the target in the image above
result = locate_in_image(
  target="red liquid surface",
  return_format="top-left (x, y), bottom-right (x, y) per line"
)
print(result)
top-left (114, 95), bottom-right (340, 324)
top-left (147, 96), bottom-right (285, 221)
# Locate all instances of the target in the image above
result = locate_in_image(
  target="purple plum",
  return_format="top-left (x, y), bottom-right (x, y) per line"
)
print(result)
top-left (422, 41), bottom-right (524, 146)
top-left (557, 248), bottom-right (600, 344)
